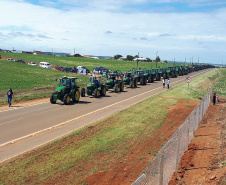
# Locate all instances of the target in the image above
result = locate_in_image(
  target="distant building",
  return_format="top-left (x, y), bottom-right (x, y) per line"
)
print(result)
top-left (69, 53), bottom-right (83, 57)
top-left (33, 51), bottom-right (46, 55)
top-left (118, 57), bottom-right (127, 60)
top-left (22, 51), bottom-right (33, 54)
top-left (133, 57), bottom-right (148, 62)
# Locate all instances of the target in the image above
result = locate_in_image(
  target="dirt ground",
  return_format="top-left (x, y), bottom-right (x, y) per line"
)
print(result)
top-left (169, 99), bottom-right (226, 185)
top-left (1, 98), bottom-right (225, 184)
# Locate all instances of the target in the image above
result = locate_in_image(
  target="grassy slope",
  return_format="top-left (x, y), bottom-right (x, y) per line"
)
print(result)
top-left (0, 69), bottom-right (223, 184)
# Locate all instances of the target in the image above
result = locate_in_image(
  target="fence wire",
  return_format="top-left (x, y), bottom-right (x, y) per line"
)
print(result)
top-left (132, 88), bottom-right (213, 185)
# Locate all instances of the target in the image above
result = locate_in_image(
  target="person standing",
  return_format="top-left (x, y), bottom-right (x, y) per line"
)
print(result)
top-left (162, 79), bottom-right (165, 88)
top-left (167, 79), bottom-right (170, 89)
top-left (216, 94), bottom-right (219, 103)
top-left (213, 93), bottom-right (216, 106)
top-left (7, 88), bottom-right (14, 107)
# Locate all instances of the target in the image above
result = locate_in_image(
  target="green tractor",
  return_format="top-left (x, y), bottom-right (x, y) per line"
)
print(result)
top-left (133, 69), bottom-right (148, 85)
top-left (144, 69), bottom-right (155, 83)
top-left (166, 67), bottom-right (178, 78)
top-left (81, 75), bottom-right (106, 98)
top-left (104, 72), bottom-right (124, 93)
top-left (123, 71), bottom-right (138, 88)
top-left (50, 76), bottom-right (80, 105)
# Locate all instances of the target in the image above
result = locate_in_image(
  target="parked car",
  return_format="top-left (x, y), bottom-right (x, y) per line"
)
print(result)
top-left (7, 58), bottom-right (15, 61)
top-left (62, 67), bottom-right (76, 73)
top-left (39, 62), bottom-right (52, 69)
top-left (16, 59), bottom-right (26, 64)
top-left (55, 66), bottom-right (64, 71)
top-left (28, 62), bottom-right (37, 66)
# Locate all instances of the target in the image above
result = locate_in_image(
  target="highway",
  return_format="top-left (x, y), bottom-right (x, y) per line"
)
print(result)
top-left (0, 69), bottom-right (212, 163)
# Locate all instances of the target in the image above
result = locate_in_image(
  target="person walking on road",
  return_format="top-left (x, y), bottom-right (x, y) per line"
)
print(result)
top-left (162, 79), bottom-right (165, 88)
top-left (167, 79), bottom-right (170, 89)
top-left (7, 88), bottom-right (14, 107)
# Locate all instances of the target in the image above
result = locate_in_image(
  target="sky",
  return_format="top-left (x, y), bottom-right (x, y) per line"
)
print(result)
top-left (1, 0), bottom-right (226, 64)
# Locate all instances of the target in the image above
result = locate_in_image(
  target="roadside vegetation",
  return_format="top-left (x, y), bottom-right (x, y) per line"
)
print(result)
top-left (0, 69), bottom-right (223, 185)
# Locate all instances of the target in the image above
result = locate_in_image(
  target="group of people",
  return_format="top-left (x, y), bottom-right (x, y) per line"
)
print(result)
top-left (162, 78), bottom-right (170, 89)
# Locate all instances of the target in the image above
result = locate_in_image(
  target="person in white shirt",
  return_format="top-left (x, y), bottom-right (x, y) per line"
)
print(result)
top-left (167, 79), bottom-right (170, 89)
top-left (162, 79), bottom-right (165, 88)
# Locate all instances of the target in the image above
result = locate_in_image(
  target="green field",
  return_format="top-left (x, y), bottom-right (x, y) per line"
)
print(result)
top-left (0, 69), bottom-right (224, 184)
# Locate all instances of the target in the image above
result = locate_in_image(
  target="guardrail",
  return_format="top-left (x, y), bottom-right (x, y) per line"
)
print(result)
top-left (132, 87), bottom-right (213, 185)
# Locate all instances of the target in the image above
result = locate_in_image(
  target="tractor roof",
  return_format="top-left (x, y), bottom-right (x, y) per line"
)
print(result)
top-left (60, 76), bottom-right (78, 79)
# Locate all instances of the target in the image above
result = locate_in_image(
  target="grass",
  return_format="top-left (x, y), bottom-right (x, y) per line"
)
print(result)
top-left (0, 69), bottom-right (223, 184)
top-left (213, 69), bottom-right (226, 97)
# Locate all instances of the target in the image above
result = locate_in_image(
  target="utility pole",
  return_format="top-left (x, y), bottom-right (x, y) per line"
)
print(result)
top-left (156, 51), bottom-right (158, 68)
top-left (137, 52), bottom-right (139, 69)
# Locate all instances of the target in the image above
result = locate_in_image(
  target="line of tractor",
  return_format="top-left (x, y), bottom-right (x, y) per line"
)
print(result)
top-left (50, 64), bottom-right (214, 105)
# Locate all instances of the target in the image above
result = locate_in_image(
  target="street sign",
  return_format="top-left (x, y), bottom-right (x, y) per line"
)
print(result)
top-left (185, 77), bottom-right (192, 83)
top-left (185, 77), bottom-right (191, 88)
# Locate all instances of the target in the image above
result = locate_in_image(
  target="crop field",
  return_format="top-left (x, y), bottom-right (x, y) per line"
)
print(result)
top-left (0, 69), bottom-right (223, 185)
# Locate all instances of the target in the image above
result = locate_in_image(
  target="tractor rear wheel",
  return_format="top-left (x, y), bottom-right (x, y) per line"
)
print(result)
top-left (101, 86), bottom-right (106, 96)
top-left (50, 93), bottom-right (56, 104)
top-left (81, 88), bottom-right (85, 97)
top-left (94, 88), bottom-right (100, 98)
top-left (63, 94), bottom-right (70, 105)
top-left (73, 89), bottom-right (80, 103)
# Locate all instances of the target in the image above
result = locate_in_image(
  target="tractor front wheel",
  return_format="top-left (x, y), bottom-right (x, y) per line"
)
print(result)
top-left (63, 94), bottom-right (70, 105)
top-left (131, 81), bottom-right (135, 88)
top-left (94, 88), bottom-right (100, 98)
top-left (114, 84), bottom-right (119, 93)
top-left (140, 78), bottom-right (143, 85)
top-left (50, 93), bottom-right (57, 104)
top-left (135, 79), bottom-right (138, 87)
top-left (101, 86), bottom-right (106, 96)
top-left (81, 88), bottom-right (85, 97)
top-left (73, 89), bottom-right (80, 103)
top-left (120, 82), bottom-right (124, 92)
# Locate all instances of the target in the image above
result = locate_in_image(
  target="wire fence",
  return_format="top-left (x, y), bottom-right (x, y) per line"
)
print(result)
top-left (132, 88), bottom-right (213, 185)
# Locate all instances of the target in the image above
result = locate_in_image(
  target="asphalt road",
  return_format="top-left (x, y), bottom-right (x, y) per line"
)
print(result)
top-left (0, 69), bottom-right (212, 163)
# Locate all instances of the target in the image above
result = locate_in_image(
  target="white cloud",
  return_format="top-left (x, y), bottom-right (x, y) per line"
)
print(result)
top-left (0, 0), bottom-right (226, 63)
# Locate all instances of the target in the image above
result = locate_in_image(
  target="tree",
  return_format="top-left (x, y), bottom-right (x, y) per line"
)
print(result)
top-left (114, 54), bottom-right (122, 60)
top-left (163, 60), bottom-right (168, 63)
top-left (127, 55), bottom-right (134, 61)
top-left (156, 56), bottom-right (161, 63)
top-left (134, 54), bottom-right (139, 58)
top-left (146, 58), bottom-right (152, 62)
